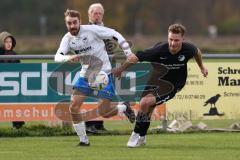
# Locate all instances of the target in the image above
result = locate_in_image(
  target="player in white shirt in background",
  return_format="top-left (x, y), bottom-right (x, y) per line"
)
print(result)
top-left (55, 9), bottom-right (135, 146)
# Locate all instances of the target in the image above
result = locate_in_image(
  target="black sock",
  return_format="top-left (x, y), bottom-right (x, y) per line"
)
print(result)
top-left (134, 112), bottom-right (151, 136)
top-left (141, 121), bottom-right (150, 136)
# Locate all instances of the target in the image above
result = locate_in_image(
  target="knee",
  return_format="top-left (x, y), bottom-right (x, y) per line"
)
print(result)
top-left (99, 109), bottom-right (111, 118)
top-left (139, 97), bottom-right (149, 107)
top-left (69, 100), bottom-right (81, 113)
top-left (139, 97), bottom-right (153, 113)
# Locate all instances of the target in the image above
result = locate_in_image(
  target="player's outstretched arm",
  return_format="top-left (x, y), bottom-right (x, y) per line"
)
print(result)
top-left (194, 48), bottom-right (208, 77)
top-left (112, 53), bottom-right (138, 78)
top-left (54, 35), bottom-right (74, 63)
top-left (54, 53), bottom-right (80, 63)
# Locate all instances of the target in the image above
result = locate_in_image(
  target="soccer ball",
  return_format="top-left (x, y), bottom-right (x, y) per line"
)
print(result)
top-left (88, 71), bottom-right (109, 90)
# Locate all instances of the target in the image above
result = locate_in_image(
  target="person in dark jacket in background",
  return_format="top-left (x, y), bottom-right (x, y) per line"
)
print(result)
top-left (0, 31), bottom-right (25, 129)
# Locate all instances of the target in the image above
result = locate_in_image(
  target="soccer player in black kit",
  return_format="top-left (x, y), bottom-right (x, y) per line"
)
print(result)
top-left (112, 24), bottom-right (208, 147)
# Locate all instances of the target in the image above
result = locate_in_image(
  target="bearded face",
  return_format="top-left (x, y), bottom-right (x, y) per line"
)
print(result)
top-left (65, 16), bottom-right (81, 36)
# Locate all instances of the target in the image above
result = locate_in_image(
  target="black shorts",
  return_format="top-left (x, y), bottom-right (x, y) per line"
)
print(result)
top-left (141, 78), bottom-right (185, 105)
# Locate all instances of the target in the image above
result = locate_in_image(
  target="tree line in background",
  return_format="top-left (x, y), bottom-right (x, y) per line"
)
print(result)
top-left (0, 0), bottom-right (240, 36)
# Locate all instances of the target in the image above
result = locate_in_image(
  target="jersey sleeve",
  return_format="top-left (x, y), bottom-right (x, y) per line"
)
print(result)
top-left (185, 42), bottom-right (198, 58)
top-left (136, 43), bottom-right (162, 62)
top-left (86, 25), bottom-right (132, 56)
top-left (54, 34), bottom-right (71, 62)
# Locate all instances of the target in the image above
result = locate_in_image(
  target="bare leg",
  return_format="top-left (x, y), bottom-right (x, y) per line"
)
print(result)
top-left (70, 89), bottom-right (86, 124)
top-left (134, 93), bottom-right (156, 136)
top-left (70, 89), bottom-right (89, 145)
top-left (97, 99), bottom-right (118, 118)
top-left (139, 93), bottom-right (156, 114)
top-left (96, 99), bottom-right (135, 123)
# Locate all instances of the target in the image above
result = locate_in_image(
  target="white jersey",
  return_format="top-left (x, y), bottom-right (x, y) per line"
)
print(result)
top-left (55, 25), bottom-right (132, 77)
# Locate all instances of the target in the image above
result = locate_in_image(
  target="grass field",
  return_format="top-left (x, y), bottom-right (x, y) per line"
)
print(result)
top-left (0, 120), bottom-right (240, 160)
top-left (0, 133), bottom-right (240, 160)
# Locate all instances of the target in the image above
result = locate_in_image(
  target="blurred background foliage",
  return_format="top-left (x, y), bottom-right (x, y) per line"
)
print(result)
top-left (0, 0), bottom-right (240, 53)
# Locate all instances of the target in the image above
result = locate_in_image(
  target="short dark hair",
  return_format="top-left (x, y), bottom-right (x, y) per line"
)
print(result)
top-left (168, 24), bottom-right (186, 36)
top-left (64, 9), bottom-right (81, 20)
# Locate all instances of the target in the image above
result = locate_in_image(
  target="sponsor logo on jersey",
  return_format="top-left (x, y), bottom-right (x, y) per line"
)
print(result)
top-left (75, 46), bottom-right (92, 54)
top-left (178, 55), bottom-right (185, 61)
top-left (82, 37), bottom-right (88, 44)
top-left (159, 57), bottom-right (168, 60)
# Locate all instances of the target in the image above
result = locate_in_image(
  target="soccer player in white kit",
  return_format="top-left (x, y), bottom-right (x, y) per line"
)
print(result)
top-left (55, 9), bottom-right (135, 146)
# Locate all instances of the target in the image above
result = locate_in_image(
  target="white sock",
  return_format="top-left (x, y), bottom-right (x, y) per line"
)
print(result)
top-left (73, 122), bottom-right (89, 143)
top-left (117, 104), bottom-right (127, 113)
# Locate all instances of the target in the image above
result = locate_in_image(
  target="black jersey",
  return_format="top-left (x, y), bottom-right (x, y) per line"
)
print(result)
top-left (136, 42), bottom-right (198, 87)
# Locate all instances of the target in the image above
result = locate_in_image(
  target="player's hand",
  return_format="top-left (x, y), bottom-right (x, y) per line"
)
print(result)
top-left (69, 55), bottom-right (80, 62)
top-left (112, 53), bottom-right (138, 79)
top-left (127, 53), bottom-right (138, 63)
top-left (201, 66), bottom-right (208, 77)
top-left (112, 67), bottom-right (123, 79)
